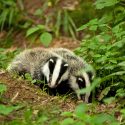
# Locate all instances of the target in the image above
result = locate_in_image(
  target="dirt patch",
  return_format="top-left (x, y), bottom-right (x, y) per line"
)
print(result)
top-left (0, 70), bottom-right (77, 122)
top-left (0, 71), bottom-right (76, 109)
top-left (12, 31), bottom-right (80, 50)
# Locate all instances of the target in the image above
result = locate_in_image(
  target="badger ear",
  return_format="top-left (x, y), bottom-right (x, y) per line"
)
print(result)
top-left (49, 58), bottom-right (54, 63)
top-left (64, 63), bottom-right (68, 67)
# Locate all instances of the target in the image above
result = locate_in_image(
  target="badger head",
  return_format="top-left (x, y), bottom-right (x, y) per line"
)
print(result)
top-left (42, 57), bottom-right (70, 88)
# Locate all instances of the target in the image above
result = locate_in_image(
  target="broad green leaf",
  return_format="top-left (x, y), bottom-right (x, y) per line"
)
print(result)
top-left (92, 113), bottom-right (116, 124)
top-left (26, 27), bottom-right (40, 37)
top-left (77, 24), bottom-right (88, 31)
top-left (60, 118), bottom-right (74, 125)
top-left (103, 97), bottom-right (115, 104)
top-left (0, 83), bottom-right (7, 94)
top-left (93, 54), bottom-right (101, 58)
top-left (75, 104), bottom-right (88, 116)
top-left (26, 25), bottom-right (45, 37)
top-left (88, 18), bottom-right (98, 25)
top-left (0, 104), bottom-right (22, 115)
top-left (37, 24), bottom-right (45, 30)
top-left (95, 0), bottom-right (119, 9)
top-left (116, 88), bottom-right (125, 97)
top-left (40, 32), bottom-right (52, 47)
top-left (89, 25), bottom-right (97, 31)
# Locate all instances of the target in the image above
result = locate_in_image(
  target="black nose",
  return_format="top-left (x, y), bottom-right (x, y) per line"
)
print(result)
top-left (80, 94), bottom-right (85, 102)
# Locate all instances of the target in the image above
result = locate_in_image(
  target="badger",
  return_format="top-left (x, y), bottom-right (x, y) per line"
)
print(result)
top-left (7, 48), bottom-right (70, 89)
top-left (50, 48), bottom-right (94, 103)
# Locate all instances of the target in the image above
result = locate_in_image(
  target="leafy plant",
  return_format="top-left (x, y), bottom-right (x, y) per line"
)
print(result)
top-left (0, 104), bottom-right (22, 115)
top-left (33, 0), bottom-right (77, 39)
top-left (26, 24), bottom-right (52, 47)
top-left (0, 83), bottom-right (23, 116)
top-left (61, 103), bottom-right (119, 125)
top-left (75, 0), bottom-right (125, 102)
top-left (0, 0), bottom-right (22, 30)
top-left (0, 83), bottom-right (7, 96)
top-left (0, 48), bottom-right (20, 69)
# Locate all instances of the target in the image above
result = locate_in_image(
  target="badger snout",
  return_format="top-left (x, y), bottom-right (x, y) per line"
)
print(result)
top-left (48, 83), bottom-right (57, 88)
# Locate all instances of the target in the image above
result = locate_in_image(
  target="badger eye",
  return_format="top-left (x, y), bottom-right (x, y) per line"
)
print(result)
top-left (77, 77), bottom-right (85, 89)
top-left (78, 77), bottom-right (83, 82)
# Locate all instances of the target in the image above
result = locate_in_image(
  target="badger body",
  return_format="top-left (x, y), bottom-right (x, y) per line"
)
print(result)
top-left (7, 47), bottom-right (94, 103)
top-left (7, 48), bottom-right (70, 89)
top-left (50, 48), bottom-right (94, 103)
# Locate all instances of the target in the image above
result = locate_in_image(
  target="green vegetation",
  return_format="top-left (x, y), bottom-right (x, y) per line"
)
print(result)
top-left (75, 0), bottom-right (125, 104)
top-left (0, 0), bottom-right (125, 124)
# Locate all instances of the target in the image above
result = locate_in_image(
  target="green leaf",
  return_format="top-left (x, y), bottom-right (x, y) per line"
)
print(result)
top-left (61, 112), bottom-right (73, 117)
top-left (40, 32), bottom-right (52, 47)
top-left (26, 24), bottom-right (45, 37)
top-left (55, 10), bottom-right (61, 37)
top-left (26, 27), bottom-right (40, 37)
top-left (75, 104), bottom-right (88, 117)
top-left (98, 87), bottom-right (111, 101)
top-left (77, 24), bottom-right (88, 31)
top-left (9, 8), bottom-right (14, 27)
top-left (92, 113), bottom-right (116, 124)
top-left (89, 25), bottom-right (97, 31)
top-left (103, 97), bottom-right (115, 104)
top-left (0, 104), bottom-right (22, 115)
top-left (95, 0), bottom-right (119, 9)
top-left (60, 118), bottom-right (74, 125)
top-left (37, 24), bottom-right (45, 30)
top-left (0, 83), bottom-right (7, 94)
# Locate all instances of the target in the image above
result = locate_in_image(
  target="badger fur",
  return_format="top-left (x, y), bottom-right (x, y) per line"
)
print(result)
top-left (50, 48), bottom-right (94, 103)
top-left (7, 48), bottom-right (70, 89)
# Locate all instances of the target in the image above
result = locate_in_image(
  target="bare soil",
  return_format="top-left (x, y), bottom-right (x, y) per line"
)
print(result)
top-left (0, 71), bottom-right (77, 122)
top-left (0, 71), bottom-right (76, 109)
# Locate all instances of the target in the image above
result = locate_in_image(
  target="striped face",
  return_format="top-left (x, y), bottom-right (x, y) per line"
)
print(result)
top-left (69, 71), bottom-right (92, 103)
top-left (42, 57), bottom-right (69, 88)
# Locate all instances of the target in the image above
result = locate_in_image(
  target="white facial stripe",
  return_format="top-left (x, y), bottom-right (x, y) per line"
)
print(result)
top-left (49, 58), bottom-right (54, 63)
top-left (83, 72), bottom-right (91, 103)
top-left (51, 58), bottom-right (62, 88)
top-left (69, 76), bottom-right (81, 99)
top-left (69, 76), bottom-right (79, 91)
top-left (42, 62), bottom-right (50, 82)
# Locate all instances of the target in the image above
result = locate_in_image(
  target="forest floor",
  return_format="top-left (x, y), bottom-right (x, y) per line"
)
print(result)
top-left (0, 37), bottom-right (118, 123)
top-left (0, 33), bottom-right (82, 123)
top-left (0, 0), bottom-right (121, 124)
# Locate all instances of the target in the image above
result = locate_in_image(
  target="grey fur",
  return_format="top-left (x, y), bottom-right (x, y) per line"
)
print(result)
top-left (7, 48), bottom-right (70, 88)
top-left (50, 48), bottom-right (94, 103)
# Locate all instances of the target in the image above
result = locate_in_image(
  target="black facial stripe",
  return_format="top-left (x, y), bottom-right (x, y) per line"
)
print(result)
top-left (48, 57), bottom-right (57, 74)
top-left (77, 77), bottom-right (86, 89)
top-left (87, 71), bottom-right (93, 82)
top-left (56, 62), bottom-right (68, 85)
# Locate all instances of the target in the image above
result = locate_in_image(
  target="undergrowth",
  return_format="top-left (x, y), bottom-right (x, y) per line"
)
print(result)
top-left (75, 0), bottom-right (125, 105)
top-left (1, 0), bottom-right (125, 125)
